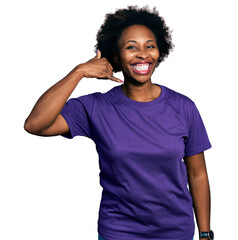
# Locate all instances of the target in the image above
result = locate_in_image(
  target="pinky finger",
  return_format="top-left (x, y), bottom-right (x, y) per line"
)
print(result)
top-left (109, 75), bottom-right (124, 83)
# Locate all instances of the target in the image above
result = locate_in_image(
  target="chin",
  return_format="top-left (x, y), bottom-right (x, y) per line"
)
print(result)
top-left (125, 75), bottom-right (152, 85)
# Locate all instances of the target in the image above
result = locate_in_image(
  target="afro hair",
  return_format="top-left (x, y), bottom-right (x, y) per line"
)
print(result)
top-left (95, 5), bottom-right (175, 72)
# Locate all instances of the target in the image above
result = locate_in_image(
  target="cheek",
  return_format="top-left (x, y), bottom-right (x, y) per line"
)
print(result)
top-left (119, 51), bottom-right (135, 64)
top-left (153, 50), bottom-right (160, 61)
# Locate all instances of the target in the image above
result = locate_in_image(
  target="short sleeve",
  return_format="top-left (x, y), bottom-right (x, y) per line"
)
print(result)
top-left (184, 101), bottom-right (212, 157)
top-left (60, 94), bottom-right (95, 139)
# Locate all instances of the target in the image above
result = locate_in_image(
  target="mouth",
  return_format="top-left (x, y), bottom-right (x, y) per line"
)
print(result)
top-left (130, 62), bottom-right (153, 75)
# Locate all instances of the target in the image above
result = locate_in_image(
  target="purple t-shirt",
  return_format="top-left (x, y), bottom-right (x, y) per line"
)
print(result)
top-left (60, 83), bottom-right (212, 240)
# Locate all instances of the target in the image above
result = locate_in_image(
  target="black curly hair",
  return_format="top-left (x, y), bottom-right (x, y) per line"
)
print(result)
top-left (95, 5), bottom-right (174, 73)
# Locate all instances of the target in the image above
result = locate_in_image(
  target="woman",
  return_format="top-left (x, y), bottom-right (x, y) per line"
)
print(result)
top-left (24, 6), bottom-right (214, 240)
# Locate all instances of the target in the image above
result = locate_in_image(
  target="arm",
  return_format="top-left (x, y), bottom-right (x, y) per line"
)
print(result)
top-left (184, 152), bottom-right (211, 240)
top-left (24, 50), bottom-right (122, 136)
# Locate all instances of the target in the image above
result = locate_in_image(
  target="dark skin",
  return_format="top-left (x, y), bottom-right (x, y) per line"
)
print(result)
top-left (115, 25), bottom-right (210, 239)
top-left (115, 25), bottom-right (211, 239)
top-left (24, 50), bottom-right (122, 135)
top-left (24, 24), bottom-right (211, 239)
top-left (114, 24), bottom-right (161, 102)
top-left (184, 152), bottom-right (211, 240)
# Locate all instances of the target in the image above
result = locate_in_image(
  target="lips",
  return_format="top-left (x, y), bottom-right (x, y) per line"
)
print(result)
top-left (130, 62), bottom-right (152, 75)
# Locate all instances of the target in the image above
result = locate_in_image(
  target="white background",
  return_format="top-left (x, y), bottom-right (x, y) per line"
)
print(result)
top-left (1, 0), bottom-right (237, 239)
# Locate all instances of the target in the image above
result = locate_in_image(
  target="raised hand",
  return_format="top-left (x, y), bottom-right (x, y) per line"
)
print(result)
top-left (24, 50), bottom-right (123, 136)
top-left (77, 50), bottom-right (123, 83)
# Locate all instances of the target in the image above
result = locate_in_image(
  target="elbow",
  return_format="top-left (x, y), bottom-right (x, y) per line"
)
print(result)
top-left (24, 118), bottom-right (39, 135)
top-left (24, 118), bottom-right (33, 134)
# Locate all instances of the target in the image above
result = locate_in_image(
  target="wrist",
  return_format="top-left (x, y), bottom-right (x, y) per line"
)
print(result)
top-left (199, 229), bottom-right (214, 240)
top-left (74, 63), bottom-right (89, 78)
top-left (60, 65), bottom-right (85, 87)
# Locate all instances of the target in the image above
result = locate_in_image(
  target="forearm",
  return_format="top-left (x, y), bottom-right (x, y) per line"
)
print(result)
top-left (24, 50), bottom-right (120, 134)
top-left (188, 173), bottom-right (211, 238)
top-left (24, 65), bottom-right (84, 133)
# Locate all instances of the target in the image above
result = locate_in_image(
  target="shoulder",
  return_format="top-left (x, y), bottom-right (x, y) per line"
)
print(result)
top-left (164, 85), bottom-right (194, 104)
top-left (163, 85), bottom-right (196, 114)
top-left (71, 90), bottom-right (102, 106)
top-left (72, 85), bottom-right (118, 106)
top-left (82, 85), bottom-right (119, 104)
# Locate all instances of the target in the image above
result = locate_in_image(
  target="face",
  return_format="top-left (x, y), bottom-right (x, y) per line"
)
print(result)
top-left (115, 24), bottom-right (160, 83)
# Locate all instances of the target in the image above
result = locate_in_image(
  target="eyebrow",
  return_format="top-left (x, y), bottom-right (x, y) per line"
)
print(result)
top-left (123, 40), bottom-right (155, 47)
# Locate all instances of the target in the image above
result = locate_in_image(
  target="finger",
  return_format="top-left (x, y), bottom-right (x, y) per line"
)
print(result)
top-left (100, 57), bottom-right (113, 71)
top-left (108, 75), bottom-right (123, 83)
top-left (95, 49), bottom-right (101, 59)
top-left (96, 75), bottom-right (123, 83)
top-left (104, 68), bottom-right (122, 83)
top-left (107, 62), bottom-right (113, 71)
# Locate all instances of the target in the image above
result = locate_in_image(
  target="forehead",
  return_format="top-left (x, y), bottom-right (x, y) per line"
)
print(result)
top-left (118, 25), bottom-right (156, 44)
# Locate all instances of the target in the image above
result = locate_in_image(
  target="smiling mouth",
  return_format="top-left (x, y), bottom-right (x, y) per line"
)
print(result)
top-left (130, 63), bottom-right (152, 75)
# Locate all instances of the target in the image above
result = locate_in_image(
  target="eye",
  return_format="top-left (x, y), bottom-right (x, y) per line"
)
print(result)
top-left (147, 45), bottom-right (156, 49)
top-left (126, 45), bottom-right (136, 50)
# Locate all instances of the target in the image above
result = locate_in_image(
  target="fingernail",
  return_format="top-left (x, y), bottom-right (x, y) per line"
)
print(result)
top-left (96, 49), bottom-right (99, 54)
top-left (119, 79), bottom-right (124, 83)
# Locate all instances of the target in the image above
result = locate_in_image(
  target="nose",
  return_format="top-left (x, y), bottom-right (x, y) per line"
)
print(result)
top-left (136, 48), bottom-right (149, 59)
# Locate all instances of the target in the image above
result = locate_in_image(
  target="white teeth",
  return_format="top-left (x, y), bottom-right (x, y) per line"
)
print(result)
top-left (131, 63), bottom-right (150, 71)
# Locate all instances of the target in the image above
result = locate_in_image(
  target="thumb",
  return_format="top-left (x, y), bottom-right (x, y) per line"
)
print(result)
top-left (95, 49), bottom-right (101, 59)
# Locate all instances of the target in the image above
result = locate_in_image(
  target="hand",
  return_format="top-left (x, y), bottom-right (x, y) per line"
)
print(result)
top-left (77, 50), bottom-right (123, 83)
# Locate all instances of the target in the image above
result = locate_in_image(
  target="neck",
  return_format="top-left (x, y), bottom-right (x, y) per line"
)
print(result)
top-left (121, 81), bottom-right (161, 102)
